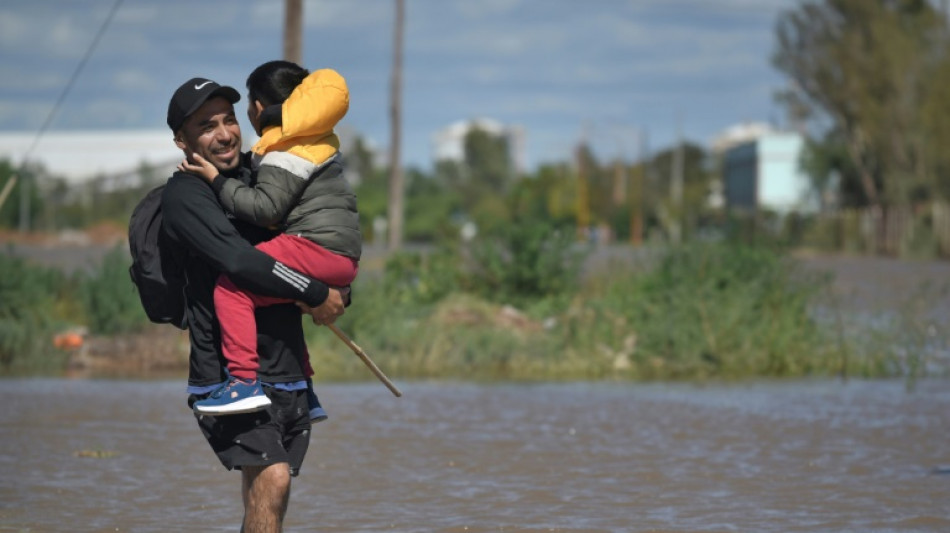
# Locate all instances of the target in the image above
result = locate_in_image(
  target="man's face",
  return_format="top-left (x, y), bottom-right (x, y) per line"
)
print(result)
top-left (174, 97), bottom-right (242, 172)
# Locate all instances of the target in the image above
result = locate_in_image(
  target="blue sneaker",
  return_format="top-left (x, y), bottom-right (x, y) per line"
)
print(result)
top-left (193, 377), bottom-right (272, 415)
top-left (307, 378), bottom-right (328, 423)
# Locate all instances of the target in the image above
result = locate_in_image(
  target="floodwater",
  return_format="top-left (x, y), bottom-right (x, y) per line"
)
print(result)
top-left (1, 379), bottom-right (949, 533)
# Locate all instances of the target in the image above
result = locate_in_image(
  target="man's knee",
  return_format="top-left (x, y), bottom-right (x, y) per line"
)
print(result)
top-left (259, 463), bottom-right (291, 492)
top-left (244, 463), bottom-right (291, 499)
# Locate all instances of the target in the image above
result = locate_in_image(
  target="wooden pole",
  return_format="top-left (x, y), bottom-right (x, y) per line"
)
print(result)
top-left (283, 0), bottom-right (303, 64)
top-left (387, 0), bottom-right (406, 251)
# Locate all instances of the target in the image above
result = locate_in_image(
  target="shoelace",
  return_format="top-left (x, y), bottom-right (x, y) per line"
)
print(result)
top-left (209, 379), bottom-right (248, 399)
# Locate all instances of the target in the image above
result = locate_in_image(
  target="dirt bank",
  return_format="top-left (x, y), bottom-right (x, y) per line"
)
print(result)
top-left (65, 325), bottom-right (190, 379)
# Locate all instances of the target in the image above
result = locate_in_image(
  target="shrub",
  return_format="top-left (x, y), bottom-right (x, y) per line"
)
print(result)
top-left (77, 246), bottom-right (148, 335)
top-left (0, 251), bottom-right (69, 373)
top-left (465, 217), bottom-right (584, 305)
top-left (578, 242), bottom-right (835, 379)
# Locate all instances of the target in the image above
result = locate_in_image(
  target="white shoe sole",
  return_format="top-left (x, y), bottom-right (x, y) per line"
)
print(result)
top-left (194, 395), bottom-right (272, 415)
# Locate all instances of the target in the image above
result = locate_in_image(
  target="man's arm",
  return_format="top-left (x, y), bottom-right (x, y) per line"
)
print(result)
top-left (162, 173), bottom-right (329, 307)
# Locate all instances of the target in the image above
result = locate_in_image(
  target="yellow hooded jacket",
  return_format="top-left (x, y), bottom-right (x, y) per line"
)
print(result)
top-left (252, 68), bottom-right (349, 164)
top-left (214, 68), bottom-right (361, 260)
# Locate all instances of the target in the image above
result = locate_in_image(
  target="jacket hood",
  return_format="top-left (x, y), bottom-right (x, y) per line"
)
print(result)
top-left (252, 68), bottom-right (349, 155)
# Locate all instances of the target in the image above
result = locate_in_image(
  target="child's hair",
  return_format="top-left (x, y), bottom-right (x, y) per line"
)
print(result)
top-left (246, 60), bottom-right (309, 107)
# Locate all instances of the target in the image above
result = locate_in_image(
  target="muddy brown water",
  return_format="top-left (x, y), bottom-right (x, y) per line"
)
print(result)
top-left (1, 379), bottom-right (949, 532)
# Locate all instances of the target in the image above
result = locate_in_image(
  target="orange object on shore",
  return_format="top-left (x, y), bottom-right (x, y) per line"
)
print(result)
top-left (53, 332), bottom-right (84, 350)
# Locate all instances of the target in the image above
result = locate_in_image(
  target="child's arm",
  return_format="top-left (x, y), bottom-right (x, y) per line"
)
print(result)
top-left (215, 151), bottom-right (327, 228)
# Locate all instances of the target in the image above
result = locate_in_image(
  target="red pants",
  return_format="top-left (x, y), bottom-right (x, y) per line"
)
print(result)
top-left (215, 234), bottom-right (358, 380)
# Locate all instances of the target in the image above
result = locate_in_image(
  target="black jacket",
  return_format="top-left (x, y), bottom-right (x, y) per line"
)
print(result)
top-left (161, 156), bottom-right (329, 387)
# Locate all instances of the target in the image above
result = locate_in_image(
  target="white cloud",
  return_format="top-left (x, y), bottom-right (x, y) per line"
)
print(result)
top-left (0, 101), bottom-right (54, 131)
top-left (0, 0), bottom-right (797, 169)
top-left (246, 0), bottom-right (390, 31)
top-left (111, 69), bottom-right (157, 91)
top-left (57, 99), bottom-right (145, 129)
top-left (114, 4), bottom-right (160, 24)
top-left (0, 10), bottom-right (29, 48)
top-left (409, 13), bottom-right (567, 57)
top-left (494, 94), bottom-right (583, 116)
top-left (0, 68), bottom-right (65, 91)
top-left (456, 0), bottom-right (523, 19)
top-left (49, 15), bottom-right (95, 58)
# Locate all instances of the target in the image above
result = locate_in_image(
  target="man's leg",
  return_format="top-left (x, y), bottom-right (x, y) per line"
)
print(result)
top-left (241, 463), bottom-right (291, 533)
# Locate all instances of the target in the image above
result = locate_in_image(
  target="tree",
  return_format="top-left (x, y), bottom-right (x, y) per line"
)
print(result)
top-left (464, 126), bottom-right (512, 194)
top-left (404, 168), bottom-right (458, 242)
top-left (773, 0), bottom-right (950, 208)
top-left (798, 129), bottom-right (866, 208)
top-left (0, 159), bottom-right (43, 231)
top-left (435, 126), bottom-right (515, 234)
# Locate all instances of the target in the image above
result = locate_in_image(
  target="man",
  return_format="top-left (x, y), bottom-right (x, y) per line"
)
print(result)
top-left (161, 77), bottom-right (345, 532)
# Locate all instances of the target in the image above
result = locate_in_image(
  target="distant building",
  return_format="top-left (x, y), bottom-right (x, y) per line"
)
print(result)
top-left (0, 130), bottom-right (195, 184)
top-left (710, 121), bottom-right (775, 155)
top-left (722, 131), bottom-right (817, 214)
top-left (431, 118), bottom-right (526, 175)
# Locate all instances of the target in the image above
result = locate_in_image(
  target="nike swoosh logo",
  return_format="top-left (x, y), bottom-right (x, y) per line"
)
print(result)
top-left (194, 81), bottom-right (213, 90)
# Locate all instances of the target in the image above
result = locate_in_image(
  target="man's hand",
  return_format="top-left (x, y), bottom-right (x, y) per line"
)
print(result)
top-left (297, 287), bottom-right (350, 326)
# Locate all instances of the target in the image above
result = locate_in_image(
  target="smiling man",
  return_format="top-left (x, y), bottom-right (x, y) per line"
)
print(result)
top-left (161, 78), bottom-right (346, 532)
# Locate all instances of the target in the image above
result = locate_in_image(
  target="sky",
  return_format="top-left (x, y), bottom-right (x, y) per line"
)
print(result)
top-left (0, 0), bottom-right (800, 180)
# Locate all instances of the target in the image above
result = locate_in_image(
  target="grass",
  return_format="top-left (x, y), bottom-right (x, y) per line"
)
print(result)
top-left (304, 241), bottom-right (909, 382)
top-left (1, 239), bottom-right (940, 382)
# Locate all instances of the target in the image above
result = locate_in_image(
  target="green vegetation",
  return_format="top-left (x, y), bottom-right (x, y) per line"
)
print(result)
top-left (0, 249), bottom-right (71, 374)
top-left (2, 0), bottom-right (948, 379)
top-left (774, 0), bottom-right (950, 213)
top-left (78, 246), bottom-right (147, 335)
top-left (0, 236), bottom-right (940, 381)
top-left (0, 246), bottom-right (145, 375)
top-left (304, 240), bottom-right (918, 382)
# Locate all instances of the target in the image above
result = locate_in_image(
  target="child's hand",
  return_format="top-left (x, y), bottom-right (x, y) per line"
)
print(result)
top-left (177, 153), bottom-right (218, 183)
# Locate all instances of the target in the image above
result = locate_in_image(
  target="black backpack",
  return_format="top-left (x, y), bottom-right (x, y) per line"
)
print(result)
top-left (128, 184), bottom-right (188, 329)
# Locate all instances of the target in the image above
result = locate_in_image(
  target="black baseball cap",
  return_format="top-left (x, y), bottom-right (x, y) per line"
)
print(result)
top-left (167, 77), bottom-right (241, 132)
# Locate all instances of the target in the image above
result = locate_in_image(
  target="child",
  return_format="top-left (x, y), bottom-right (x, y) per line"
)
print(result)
top-left (182, 61), bottom-right (361, 416)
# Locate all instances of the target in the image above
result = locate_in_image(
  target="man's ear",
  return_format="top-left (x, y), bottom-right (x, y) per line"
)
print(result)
top-left (173, 133), bottom-right (186, 151)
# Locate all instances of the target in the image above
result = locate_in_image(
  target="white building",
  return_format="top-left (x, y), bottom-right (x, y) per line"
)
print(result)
top-left (722, 131), bottom-right (818, 214)
top-left (0, 130), bottom-right (198, 184)
top-left (431, 118), bottom-right (526, 175)
top-left (710, 121), bottom-right (775, 155)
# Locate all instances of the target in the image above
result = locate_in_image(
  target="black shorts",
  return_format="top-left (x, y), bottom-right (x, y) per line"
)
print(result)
top-left (189, 386), bottom-right (311, 477)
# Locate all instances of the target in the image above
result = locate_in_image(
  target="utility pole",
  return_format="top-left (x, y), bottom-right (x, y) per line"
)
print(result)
top-left (18, 173), bottom-right (29, 232)
top-left (670, 113), bottom-right (684, 244)
top-left (612, 142), bottom-right (626, 207)
top-left (575, 143), bottom-right (591, 240)
top-left (283, 0), bottom-right (303, 64)
top-left (630, 129), bottom-right (644, 246)
top-left (574, 122), bottom-right (591, 241)
top-left (387, 0), bottom-right (405, 251)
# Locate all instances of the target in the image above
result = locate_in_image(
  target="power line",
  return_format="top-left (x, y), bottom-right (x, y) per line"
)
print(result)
top-left (21, 0), bottom-right (124, 165)
top-left (10, 0), bottom-right (123, 230)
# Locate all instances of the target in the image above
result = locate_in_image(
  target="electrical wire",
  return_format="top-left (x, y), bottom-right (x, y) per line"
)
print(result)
top-left (20, 0), bottom-right (124, 165)
top-left (1, 0), bottom-right (123, 221)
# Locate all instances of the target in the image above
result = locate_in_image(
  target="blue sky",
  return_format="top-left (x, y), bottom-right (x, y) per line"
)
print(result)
top-left (0, 0), bottom-right (798, 172)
